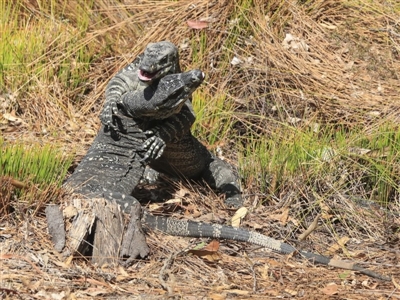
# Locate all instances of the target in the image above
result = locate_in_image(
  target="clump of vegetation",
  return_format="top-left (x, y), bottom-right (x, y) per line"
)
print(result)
top-left (1, 0), bottom-right (399, 230)
top-left (0, 0), bottom-right (399, 296)
top-left (240, 123), bottom-right (400, 203)
top-left (1, 0), bottom-right (399, 231)
top-left (0, 139), bottom-right (73, 213)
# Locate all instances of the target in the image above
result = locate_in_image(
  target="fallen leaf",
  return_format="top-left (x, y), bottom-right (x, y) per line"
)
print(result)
top-left (282, 33), bottom-right (309, 52)
top-left (231, 207), bottom-right (247, 227)
top-left (266, 259), bottom-right (282, 267)
top-left (320, 283), bottom-right (338, 296)
top-left (279, 207), bottom-right (289, 225)
top-left (63, 206), bottom-right (78, 218)
top-left (191, 241), bottom-right (207, 250)
top-left (284, 288), bottom-right (297, 296)
top-left (203, 240), bottom-right (220, 252)
top-left (337, 236), bottom-right (350, 247)
top-left (189, 240), bottom-right (221, 262)
top-left (319, 202), bottom-right (332, 219)
top-left (325, 236), bottom-right (350, 256)
top-left (230, 56), bottom-right (242, 66)
top-left (192, 250), bottom-right (221, 262)
top-left (164, 198), bottom-right (182, 204)
top-left (184, 204), bottom-right (201, 218)
top-left (118, 265), bottom-right (129, 277)
top-left (64, 255), bottom-right (73, 267)
top-left (49, 291), bottom-right (66, 300)
top-left (3, 112), bottom-right (24, 125)
top-left (270, 208), bottom-right (290, 225)
top-left (187, 20), bottom-right (208, 29)
top-left (209, 293), bottom-right (226, 300)
top-left (338, 270), bottom-right (351, 280)
top-left (261, 264), bottom-right (270, 280)
top-left (148, 203), bottom-right (163, 212)
top-left (175, 187), bottom-right (190, 198)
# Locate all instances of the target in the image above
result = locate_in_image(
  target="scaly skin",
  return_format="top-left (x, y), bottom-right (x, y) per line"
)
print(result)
top-left (101, 41), bottom-right (182, 131)
top-left (100, 41), bottom-right (242, 207)
top-left (65, 70), bottom-right (205, 210)
top-left (66, 69), bottom-right (390, 282)
top-left (142, 211), bottom-right (391, 281)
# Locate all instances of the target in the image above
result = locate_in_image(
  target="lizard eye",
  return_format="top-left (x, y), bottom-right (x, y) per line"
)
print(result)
top-left (169, 90), bottom-right (180, 98)
top-left (163, 89), bottom-right (182, 103)
top-left (160, 55), bottom-right (168, 65)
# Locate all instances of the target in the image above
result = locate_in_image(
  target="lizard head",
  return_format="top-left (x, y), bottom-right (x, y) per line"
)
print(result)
top-left (151, 69), bottom-right (205, 119)
top-left (138, 41), bottom-right (179, 83)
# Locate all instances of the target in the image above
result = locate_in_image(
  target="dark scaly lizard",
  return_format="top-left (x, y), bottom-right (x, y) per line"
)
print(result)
top-left (100, 41), bottom-right (242, 207)
top-left (67, 70), bottom-right (390, 281)
top-left (64, 70), bottom-right (205, 211)
top-left (100, 41), bottom-right (182, 131)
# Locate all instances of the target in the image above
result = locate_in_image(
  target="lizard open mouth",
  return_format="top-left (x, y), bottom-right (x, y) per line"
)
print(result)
top-left (138, 69), bottom-right (160, 82)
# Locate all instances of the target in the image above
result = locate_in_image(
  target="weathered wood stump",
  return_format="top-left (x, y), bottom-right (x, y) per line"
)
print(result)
top-left (45, 198), bottom-right (150, 266)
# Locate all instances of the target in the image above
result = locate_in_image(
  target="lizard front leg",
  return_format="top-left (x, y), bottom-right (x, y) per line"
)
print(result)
top-left (142, 102), bottom-right (195, 162)
top-left (100, 58), bottom-right (142, 131)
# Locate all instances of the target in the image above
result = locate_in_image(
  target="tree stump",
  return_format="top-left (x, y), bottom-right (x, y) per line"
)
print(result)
top-left (45, 197), bottom-right (150, 266)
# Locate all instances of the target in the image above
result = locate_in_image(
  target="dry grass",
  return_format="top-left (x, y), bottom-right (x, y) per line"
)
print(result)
top-left (1, 181), bottom-right (399, 298)
top-left (1, 0), bottom-right (400, 298)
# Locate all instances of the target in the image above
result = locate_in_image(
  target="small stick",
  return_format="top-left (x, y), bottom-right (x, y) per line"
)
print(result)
top-left (1, 176), bottom-right (27, 189)
top-left (158, 250), bottom-right (182, 295)
top-left (298, 214), bottom-right (320, 241)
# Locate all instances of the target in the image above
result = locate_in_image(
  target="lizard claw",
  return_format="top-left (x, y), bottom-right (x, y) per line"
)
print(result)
top-left (141, 135), bottom-right (166, 162)
top-left (112, 104), bottom-right (119, 115)
top-left (100, 102), bottom-right (120, 130)
top-left (106, 120), bottom-right (118, 131)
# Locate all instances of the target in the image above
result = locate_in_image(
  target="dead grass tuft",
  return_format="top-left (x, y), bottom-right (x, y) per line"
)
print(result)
top-left (1, 0), bottom-right (400, 297)
top-left (1, 180), bottom-right (399, 298)
top-left (230, 0), bottom-right (400, 128)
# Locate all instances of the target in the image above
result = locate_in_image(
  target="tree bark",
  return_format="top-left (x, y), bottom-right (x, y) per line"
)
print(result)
top-left (46, 197), bottom-right (149, 266)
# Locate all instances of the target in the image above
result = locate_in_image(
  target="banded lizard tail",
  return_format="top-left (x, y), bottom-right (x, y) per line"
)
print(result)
top-left (142, 211), bottom-right (391, 281)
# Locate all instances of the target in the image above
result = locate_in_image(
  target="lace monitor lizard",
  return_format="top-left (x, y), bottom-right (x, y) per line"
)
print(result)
top-left (65, 46), bottom-right (390, 281)
top-left (65, 69), bottom-right (205, 207)
top-left (100, 41), bottom-right (242, 208)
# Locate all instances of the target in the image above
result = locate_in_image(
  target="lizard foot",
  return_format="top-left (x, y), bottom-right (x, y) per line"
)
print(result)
top-left (142, 132), bottom-right (166, 162)
top-left (220, 183), bottom-right (243, 208)
top-left (100, 101), bottom-right (120, 129)
top-left (140, 166), bottom-right (160, 185)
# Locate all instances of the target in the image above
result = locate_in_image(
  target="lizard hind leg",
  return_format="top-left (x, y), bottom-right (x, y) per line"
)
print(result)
top-left (98, 189), bottom-right (142, 213)
top-left (202, 155), bottom-right (243, 208)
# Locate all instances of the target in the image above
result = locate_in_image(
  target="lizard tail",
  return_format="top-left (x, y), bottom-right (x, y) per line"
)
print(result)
top-left (142, 211), bottom-right (390, 281)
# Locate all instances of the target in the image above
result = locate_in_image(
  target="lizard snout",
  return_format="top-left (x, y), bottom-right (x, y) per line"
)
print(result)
top-left (190, 69), bottom-right (205, 84)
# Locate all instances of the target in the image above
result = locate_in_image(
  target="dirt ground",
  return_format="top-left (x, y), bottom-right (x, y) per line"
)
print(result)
top-left (1, 177), bottom-right (399, 299)
top-left (1, 0), bottom-right (400, 299)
